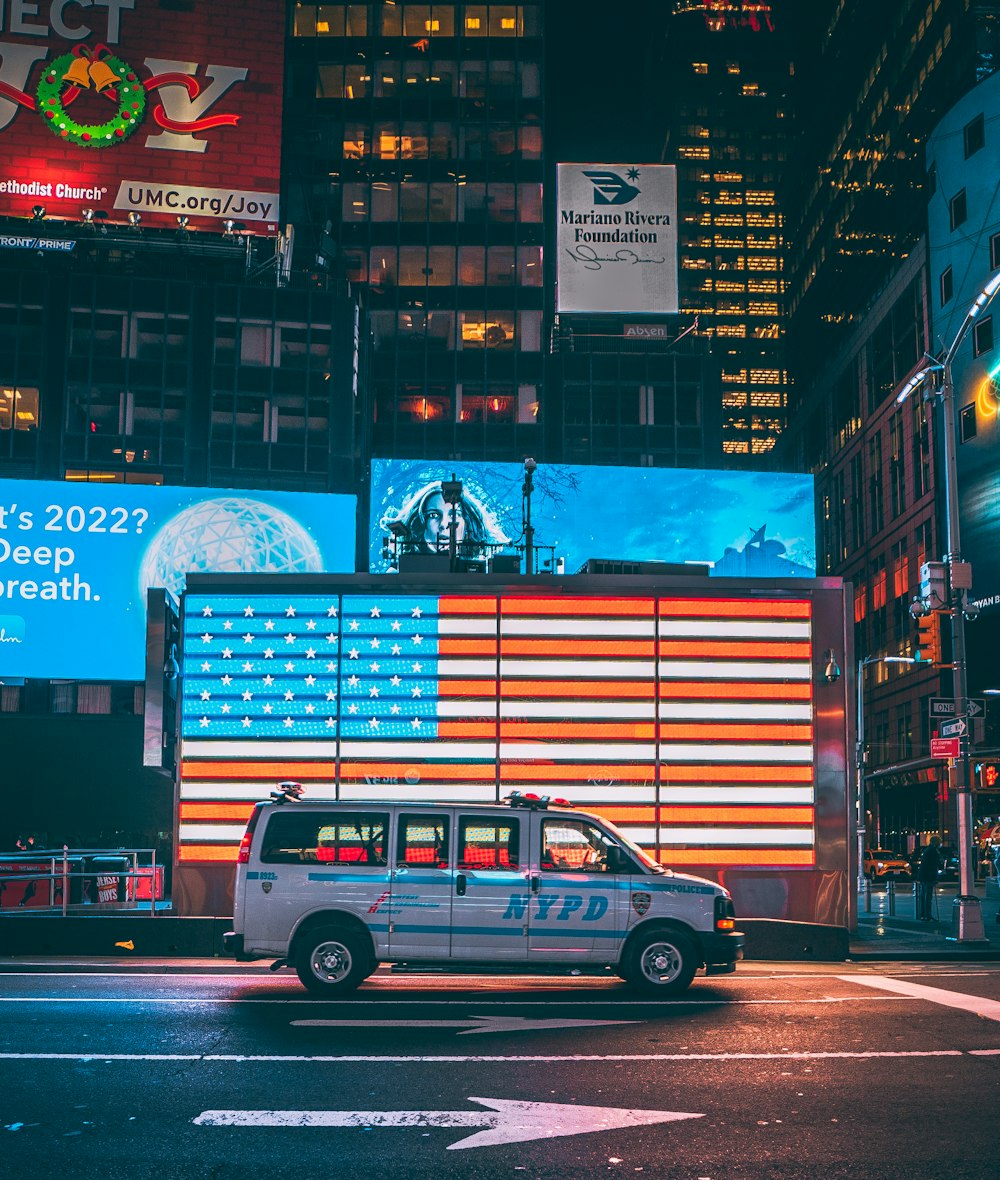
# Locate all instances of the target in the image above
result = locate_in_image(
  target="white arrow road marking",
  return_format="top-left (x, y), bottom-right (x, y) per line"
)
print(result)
top-left (841, 975), bottom-right (1000, 1022)
top-left (192, 1097), bottom-right (703, 1150)
top-left (289, 1015), bottom-right (640, 1035)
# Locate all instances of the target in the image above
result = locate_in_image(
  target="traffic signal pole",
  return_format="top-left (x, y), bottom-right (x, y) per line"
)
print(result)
top-left (939, 352), bottom-right (986, 942)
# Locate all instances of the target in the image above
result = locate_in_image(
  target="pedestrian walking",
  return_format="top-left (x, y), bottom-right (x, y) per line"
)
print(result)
top-left (917, 836), bottom-right (942, 921)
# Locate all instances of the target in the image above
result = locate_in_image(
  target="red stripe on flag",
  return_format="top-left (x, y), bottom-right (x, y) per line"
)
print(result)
top-left (659, 805), bottom-right (814, 824)
top-left (658, 681), bottom-right (813, 699)
top-left (663, 764), bottom-right (814, 782)
top-left (439, 597), bottom-right (501, 615)
top-left (659, 848), bottom-right (816, 867)
top-left (502, 597), bottom-right (655, 617)
top-left (502, 679), bottom-right (655, 698)
top-left (658, 722), bottom-right (814, 742)
top-left (659, 598), bottom-right (812, 618)
top-left (499, 763), bottom-right (655, 782)
top-left (657, 639), bottom-right (811, 659)
top-left (181, 761), bottom-right (336, 780)
top-left (500, 721), bottom-right (656, 740)
top-left (337, 762), bottom-right (496, 781)
top-left (438, 721), bottom-right (499, 738)
top-left (180, 802), bottom-right (256, 822)
top-left (178, 845), bottom-right (239, 863)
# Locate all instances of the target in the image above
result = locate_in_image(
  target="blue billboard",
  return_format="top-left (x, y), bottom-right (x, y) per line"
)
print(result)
top-left (0, 481), bottom-right (356, 681)
top-left (368, 459), bottom-right (815, 577)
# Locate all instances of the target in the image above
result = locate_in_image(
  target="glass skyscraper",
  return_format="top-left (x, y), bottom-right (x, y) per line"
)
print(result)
top-left (285, 2), bottom-right (545, 460)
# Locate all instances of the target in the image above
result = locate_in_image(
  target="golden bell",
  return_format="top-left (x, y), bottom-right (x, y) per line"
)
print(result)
top-left (62, 56), bottom-right (92, 89)
top-left (88, 58), bottom-right (120, 94)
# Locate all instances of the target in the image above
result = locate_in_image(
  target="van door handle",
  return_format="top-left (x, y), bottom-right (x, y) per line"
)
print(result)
top-left (530, 874), bottom-right (540, 894)
top-left (455, 873), bottom-right (467, 896)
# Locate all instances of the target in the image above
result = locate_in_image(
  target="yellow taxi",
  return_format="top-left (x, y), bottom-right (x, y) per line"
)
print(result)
top-left (863, 848), bottom-right (912, 882)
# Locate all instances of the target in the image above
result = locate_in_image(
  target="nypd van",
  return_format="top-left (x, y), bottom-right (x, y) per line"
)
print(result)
top-left (224, 786), bottom-right (743, 996)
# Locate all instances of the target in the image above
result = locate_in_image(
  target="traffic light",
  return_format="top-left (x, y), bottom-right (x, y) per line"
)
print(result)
top-left (914, 611), bottom-right (942, 663)
top-left (977, 761), bottom-right (1000, 791)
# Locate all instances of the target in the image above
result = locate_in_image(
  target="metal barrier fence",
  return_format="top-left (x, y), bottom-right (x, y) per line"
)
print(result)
top-left (0, 848), bottom-right (164, 916)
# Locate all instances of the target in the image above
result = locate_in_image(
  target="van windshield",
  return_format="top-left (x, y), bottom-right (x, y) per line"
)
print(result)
top-left (599, 818), bottom-right (665, 874)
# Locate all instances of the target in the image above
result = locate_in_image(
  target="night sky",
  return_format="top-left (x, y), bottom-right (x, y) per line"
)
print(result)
top-left (546, 0), bottom-right (662, 164)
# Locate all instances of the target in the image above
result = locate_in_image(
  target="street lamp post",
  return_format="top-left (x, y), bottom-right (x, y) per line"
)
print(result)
top-left (522, 457), bottom-right (536, 577)
top-left (894, 269), bottom-right (1000, 942)
top-left (856, 656), bottom-right (916, 893)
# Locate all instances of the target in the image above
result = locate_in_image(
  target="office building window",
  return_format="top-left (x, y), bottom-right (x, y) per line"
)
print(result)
top-left (949, 188), bottom-right (968, 231)
top-left (964, 112), bottom-right (985, 158)
top-left (974, 314), bottom-right (993, 356)
top-left (0, 385), bottom-right (38, 432)
top-left (940, 266), bottom-right (953, 306)
top-left (992, 231), bottom-right (1000, 271)
top-left (960, 403), bottom-right (977, 442)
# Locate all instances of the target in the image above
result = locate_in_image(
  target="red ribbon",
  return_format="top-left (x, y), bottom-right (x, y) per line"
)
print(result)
top-left (0, 80), bottom-right (35, 110)
top-left (144, 72), bottom-right (240, 132)
top-left (0, 65), bottom-right (240, 132)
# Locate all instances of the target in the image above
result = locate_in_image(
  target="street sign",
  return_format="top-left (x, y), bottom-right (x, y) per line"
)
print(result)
top-left (930, 737), bottom-right (961, 758)
top-left (940, 718), bottom-right (967, 738)
top-left (929, 697), bottom-right (985, 718)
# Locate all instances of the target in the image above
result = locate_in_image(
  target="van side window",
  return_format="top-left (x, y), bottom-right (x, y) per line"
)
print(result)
top-left (541, 818), bottom-right (612, 873)
top-left (457, 817), bottom-right (519, 870)
top-left (260, 812), bottom-right (389, 865)
top-left (398, 816), bottom-right (450, 867)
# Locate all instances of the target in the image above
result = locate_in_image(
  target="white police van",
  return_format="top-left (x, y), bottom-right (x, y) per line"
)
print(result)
top-left (224, 785), bottom-right (743, 996)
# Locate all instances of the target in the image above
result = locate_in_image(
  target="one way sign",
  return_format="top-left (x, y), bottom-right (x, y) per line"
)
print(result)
top-left (940, 717), bottom-right (967, 738)
top-left (929, 697), bottom-right (985, 718)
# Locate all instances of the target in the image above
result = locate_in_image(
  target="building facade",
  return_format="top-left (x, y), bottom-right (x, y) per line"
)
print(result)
top-left (658, 0), bottom-right (795, 459)
top-left (284, 2), bottom-right (546, 461)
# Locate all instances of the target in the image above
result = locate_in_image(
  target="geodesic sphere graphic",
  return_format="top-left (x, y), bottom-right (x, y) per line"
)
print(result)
top-left (138, 497), bottom-right (324, 601)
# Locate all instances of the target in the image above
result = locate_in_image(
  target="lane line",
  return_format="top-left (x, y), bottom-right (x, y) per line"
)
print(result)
top-left (0, 996), bottom-right (914, 1006)
top-left (838, 975), bottom-right (1000, 1023)
top-left (0, 1050), bottom-right (978, 1063)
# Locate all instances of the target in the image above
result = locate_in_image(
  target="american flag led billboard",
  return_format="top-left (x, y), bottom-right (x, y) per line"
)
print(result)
top-left (178, 590), bottom-right (816, 870)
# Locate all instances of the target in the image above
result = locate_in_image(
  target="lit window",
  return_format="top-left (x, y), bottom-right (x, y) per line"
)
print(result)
top-left (692, 62), bottom-right (708, 74)
top-left (0, 386), bottom-right (39, 431)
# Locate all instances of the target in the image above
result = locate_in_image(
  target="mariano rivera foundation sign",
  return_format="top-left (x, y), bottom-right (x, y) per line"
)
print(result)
top-left (557, 163), bottom-right (678, 315)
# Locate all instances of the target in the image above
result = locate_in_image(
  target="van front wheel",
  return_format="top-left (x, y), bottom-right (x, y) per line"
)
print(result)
top-left (624, 930), bottom-right (697, 995)
top-left (296, 927), bottom-right (368, 996)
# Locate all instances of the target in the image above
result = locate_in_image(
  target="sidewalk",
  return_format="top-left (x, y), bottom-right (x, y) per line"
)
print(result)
top-left (850, 878), bottom-right (1000, 961)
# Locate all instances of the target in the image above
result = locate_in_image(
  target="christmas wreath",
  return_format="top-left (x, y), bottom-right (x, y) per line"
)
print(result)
top-left (36, 47), bottom-right (146, 148)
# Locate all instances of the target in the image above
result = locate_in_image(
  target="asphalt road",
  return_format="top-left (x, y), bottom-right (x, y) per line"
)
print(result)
top-left (1, 961), bottom-right (999, 1179)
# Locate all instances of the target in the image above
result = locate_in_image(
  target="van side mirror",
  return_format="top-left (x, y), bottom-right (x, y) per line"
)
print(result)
top-left (606, 845), bottom-right (629, 874)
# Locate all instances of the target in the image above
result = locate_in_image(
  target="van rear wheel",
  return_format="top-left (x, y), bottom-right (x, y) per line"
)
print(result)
top-left (296, 927), bottom-right (368, 996)
top-left (624, 930), bottom-right (697, 995)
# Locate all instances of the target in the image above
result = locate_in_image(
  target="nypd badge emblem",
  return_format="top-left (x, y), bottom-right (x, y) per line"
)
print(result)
top-left (631, 891), bottom-right (651, 916)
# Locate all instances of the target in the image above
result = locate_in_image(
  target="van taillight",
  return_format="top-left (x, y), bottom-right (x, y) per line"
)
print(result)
top-left (237, 804), bottom-right (262, 864)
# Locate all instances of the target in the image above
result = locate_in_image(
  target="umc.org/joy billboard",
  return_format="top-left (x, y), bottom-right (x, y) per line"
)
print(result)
top-left (0, 0), bottom-right (283, 231)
